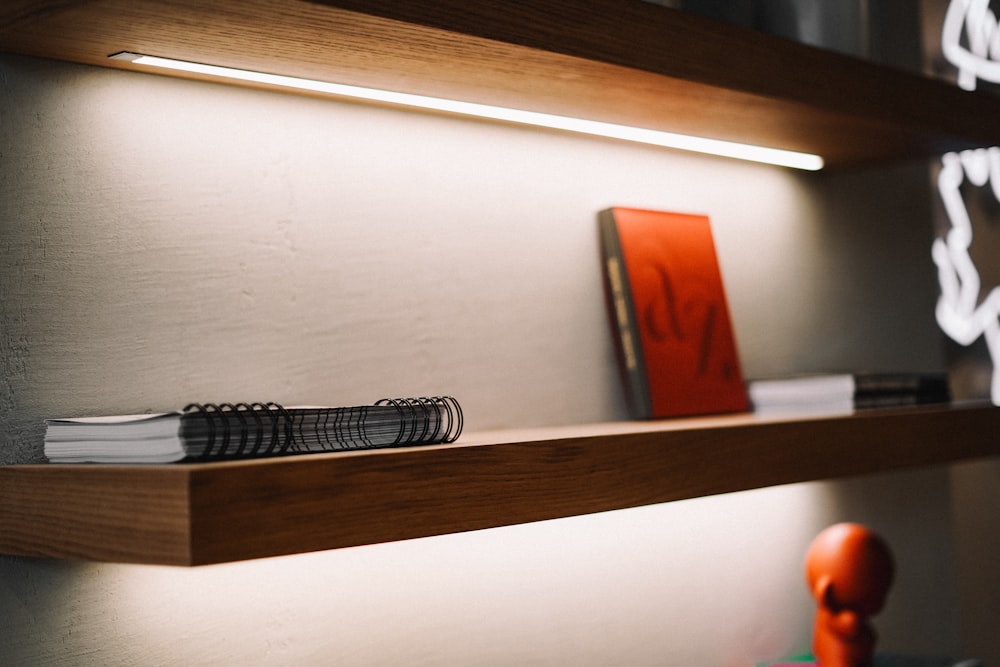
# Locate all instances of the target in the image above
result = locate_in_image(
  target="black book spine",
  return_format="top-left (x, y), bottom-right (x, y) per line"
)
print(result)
top-left (598, 209), bottom-right (651, 419)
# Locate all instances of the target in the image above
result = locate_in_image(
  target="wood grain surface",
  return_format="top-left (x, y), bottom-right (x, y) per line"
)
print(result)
top-left (2, 403), bottom-right (997, 565)
top-left (2, 0), bottom-right (1000, 166)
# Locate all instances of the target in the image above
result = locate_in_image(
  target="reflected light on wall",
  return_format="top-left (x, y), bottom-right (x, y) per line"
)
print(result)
top-left (98, 482), bottom-right (830, 664)
top-left (110, 52), bottom-right (824, 172)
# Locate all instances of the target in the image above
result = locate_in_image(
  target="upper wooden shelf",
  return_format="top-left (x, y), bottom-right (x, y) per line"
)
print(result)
top-left (1, 403), bottom-right (998, 566)
top-left (3, 0), bottom-right (1000, 168)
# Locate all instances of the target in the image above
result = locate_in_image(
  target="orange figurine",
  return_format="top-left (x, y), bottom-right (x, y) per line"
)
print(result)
top-left (805, 523), bottom-right (895, 667)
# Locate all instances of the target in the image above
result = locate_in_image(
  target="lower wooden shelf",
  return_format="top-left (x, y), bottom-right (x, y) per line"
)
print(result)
top-left (1, 402), bottom-right (998, 566)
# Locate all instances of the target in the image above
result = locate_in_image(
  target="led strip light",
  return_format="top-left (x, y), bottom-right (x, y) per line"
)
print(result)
top-left (112, 52), bottom-right (825, 171)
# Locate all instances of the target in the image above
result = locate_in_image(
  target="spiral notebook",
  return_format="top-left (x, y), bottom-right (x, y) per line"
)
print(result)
top-left (44, 396), bottom-right (463, 463)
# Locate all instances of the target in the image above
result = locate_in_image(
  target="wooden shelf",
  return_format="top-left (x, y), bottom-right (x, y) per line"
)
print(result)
top-left (4, 2), bottom-right (1000, 567)
top-left (4, 0), bottom-right (1000, 167)
top-left (1, 403), bottom-right (998, 566)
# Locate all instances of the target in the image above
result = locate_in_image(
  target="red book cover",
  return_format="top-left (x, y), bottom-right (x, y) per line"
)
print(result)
top-left (599, 207), bottom-right (749, 419)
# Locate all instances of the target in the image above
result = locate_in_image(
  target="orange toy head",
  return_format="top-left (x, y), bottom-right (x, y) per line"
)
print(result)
top-left (806, 523), bottom-right (894, 616)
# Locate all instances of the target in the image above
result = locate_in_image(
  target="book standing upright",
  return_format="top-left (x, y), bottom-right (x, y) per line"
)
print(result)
top-left (599, 207), bottom-right (749, 419)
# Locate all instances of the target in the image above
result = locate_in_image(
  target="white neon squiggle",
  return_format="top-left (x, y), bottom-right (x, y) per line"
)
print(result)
top-left (937, 0), bottom-right (1000, 404)
top-left (941, 0), bottom-right (1000, 90)
top-left (934, 148), bottom-right (1000, 403)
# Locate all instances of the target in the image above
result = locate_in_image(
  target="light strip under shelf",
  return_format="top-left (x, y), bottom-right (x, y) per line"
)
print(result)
top-left (111, 52), bottom-right (825, 171)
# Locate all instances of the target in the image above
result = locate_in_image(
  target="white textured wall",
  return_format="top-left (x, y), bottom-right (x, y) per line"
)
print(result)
top-left (0, 55), bottom-right (943, 462)
top-left (0, 53), bottom-right (973, 665)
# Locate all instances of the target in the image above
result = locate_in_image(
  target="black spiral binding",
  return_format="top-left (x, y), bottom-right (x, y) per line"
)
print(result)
top-left (181, 396), bottom-right (462, 460)
top-left (374, 396), bottom-right (463, 446)
top-left (182, 402), bottom-right (291, 460)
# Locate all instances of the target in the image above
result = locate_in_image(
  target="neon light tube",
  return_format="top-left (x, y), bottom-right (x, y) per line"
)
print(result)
top-left (111, 52), bottom-right (825, 171)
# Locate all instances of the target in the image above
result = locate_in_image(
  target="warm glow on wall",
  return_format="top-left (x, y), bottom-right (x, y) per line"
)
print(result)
top-left (110, 52), bottom-right (825, 171)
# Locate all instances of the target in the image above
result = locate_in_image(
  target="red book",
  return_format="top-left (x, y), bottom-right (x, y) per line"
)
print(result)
top-left (599, 207), bottom-right (749, 419)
